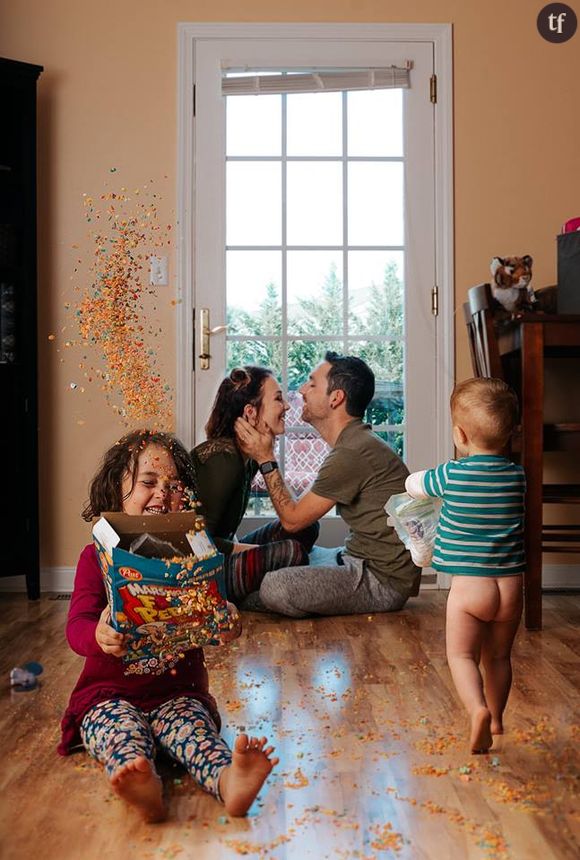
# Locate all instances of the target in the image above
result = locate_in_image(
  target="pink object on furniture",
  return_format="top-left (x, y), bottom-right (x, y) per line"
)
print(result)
top-left (562, 217), bottom-right (580, 233)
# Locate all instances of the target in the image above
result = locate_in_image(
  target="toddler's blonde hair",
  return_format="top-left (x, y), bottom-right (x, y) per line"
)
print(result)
top-left (450, 378), bottom-right (518, 450)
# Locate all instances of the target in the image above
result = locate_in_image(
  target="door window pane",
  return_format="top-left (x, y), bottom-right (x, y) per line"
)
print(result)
top-left (347, 89), bottom-right (403, 157)
top-left (227, 162), bottom-right (281, 245)
top-left (286, 162), bottom-right (342, 246)
top-left (348, 162), bottom-right (403, 246)
top-left (349, 339), bottom-right (404, 390)
top-left (227, 251), bottom-right (281, 335)
top-left (287, 251), bottom-right (343, 335)
top-left (348, 251), bottom-right (404, 336)
top-left (287, 92), bottom-right (342, 156)
top-left (227, 94), bottom-right (281, 156)
top-left (227, 339), bottom-right (282, 377)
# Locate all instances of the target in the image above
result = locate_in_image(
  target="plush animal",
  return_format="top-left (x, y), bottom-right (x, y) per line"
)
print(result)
top-left (490, 255), bottom-right (536, 313)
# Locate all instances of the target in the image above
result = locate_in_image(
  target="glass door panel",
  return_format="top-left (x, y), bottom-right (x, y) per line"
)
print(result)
top-left (287, 92), bottom-right (343, 156)
top-left (286, 162), bottom-right (343, 246)
top-left (193, 37), bottom-right (437, 527)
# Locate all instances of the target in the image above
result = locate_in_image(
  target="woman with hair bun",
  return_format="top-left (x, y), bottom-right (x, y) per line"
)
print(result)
top-left (192, 367), bottom-right (319, 608)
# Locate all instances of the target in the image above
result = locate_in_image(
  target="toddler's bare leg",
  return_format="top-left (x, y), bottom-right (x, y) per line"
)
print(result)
top-left (446, 579), bottom-right (499, 753)
top-left (481, 576), bottom-right (522, 734)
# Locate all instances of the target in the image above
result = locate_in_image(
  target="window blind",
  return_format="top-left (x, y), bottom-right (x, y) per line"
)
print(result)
top-left (221, 65), bottom-right (412, 96)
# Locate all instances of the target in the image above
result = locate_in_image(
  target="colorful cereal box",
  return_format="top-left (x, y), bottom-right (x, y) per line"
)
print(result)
top-left (92, 512), bottom-right (228, 676)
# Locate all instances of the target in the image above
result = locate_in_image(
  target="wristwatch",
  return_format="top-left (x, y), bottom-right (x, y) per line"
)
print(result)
top-left (259, 460), bottom-right (279, 476)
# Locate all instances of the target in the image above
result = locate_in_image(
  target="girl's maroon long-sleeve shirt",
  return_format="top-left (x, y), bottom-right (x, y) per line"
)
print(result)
top-left (58, 544), bottom-right (219, 755)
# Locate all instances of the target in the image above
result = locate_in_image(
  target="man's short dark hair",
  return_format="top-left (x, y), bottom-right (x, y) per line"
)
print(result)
top-left (324, 351), bottom-right (375, 418)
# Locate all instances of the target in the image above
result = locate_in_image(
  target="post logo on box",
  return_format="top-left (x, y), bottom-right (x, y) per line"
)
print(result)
top-left (118, 566), bottom-right (143, 581)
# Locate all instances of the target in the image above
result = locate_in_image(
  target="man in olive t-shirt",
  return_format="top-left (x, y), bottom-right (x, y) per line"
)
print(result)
top-left (235, 352), bottom-right (420, 618)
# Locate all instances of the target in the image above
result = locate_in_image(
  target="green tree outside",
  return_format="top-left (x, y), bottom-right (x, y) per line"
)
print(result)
top-left (226, 260), bottom-right (405, 456)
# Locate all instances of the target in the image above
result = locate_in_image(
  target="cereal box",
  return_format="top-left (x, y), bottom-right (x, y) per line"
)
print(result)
top-left (92, 512), bottom-right (228, 675)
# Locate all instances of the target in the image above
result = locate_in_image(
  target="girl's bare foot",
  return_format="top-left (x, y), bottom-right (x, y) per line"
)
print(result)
top-left (491, 719), bottom-right (504, 735)
top-left (470, 706), bottom-right (493, 754)
top-left (110, 756), bottom-right (166, 823)
top-left (219, 734), bottom-right (279, 817)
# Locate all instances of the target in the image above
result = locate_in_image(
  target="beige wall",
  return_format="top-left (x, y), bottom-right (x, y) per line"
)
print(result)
top-left (1, 0), bottom-right (579, 568)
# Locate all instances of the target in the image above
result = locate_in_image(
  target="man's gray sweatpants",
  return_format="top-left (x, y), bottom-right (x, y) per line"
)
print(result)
top-left (258, 551), bottom-right (408, 618)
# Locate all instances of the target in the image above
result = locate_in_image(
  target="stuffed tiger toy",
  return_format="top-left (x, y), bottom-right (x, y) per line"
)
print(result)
top-left (490, 255), bottom-right (536, 313)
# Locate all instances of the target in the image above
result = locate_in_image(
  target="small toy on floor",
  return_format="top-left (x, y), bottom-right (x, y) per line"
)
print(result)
top-left (10, 661), bottom-right (43, 692)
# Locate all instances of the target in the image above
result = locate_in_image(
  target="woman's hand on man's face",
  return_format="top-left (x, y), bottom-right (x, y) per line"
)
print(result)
top-left (235, 417), bottom-right (275, 463)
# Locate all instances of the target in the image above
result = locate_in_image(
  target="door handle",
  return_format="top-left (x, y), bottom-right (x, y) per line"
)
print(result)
top-left (198, 308), bottom-right (228, 370)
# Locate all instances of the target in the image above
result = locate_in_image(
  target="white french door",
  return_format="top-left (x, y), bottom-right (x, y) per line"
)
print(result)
top-left (177, 25), bottom-right (453, 551)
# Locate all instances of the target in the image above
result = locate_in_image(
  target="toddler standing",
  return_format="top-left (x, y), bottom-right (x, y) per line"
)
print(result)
top-left (406, 379), bottom-right (524, 752)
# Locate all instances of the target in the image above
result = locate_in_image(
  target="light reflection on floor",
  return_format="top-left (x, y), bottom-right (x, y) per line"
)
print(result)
top-left (200, 605), bottom-right (580, 859)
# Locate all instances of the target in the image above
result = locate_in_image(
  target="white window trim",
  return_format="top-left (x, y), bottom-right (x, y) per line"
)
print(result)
top-left (176, 23), bottom-right (454, 588)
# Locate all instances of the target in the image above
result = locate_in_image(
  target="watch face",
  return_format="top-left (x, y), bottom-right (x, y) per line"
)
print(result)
top-left (261, 461), bottom-right (278, 475)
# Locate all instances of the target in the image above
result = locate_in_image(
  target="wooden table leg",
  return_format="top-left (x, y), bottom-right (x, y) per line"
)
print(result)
top-left (521, 322), bottom-right (544, 630)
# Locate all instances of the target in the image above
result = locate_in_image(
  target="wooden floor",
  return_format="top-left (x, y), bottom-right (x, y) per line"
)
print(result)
top-left (1, 592), bottom-right (579, 860)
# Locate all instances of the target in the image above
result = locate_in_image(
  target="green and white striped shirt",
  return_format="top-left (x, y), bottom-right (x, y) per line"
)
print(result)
top-left (422, 455), bottom-right (525, 576)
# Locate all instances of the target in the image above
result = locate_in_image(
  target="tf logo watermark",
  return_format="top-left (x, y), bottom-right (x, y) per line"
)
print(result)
top-left (537, 3), bottom-right (577, 42)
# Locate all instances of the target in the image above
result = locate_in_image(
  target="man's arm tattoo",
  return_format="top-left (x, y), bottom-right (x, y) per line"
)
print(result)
top-left (265, 468), bottom-right (295, 519)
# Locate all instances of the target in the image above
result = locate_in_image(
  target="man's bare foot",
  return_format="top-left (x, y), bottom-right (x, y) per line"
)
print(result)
top-left (470, 706), bottom-right (493, 754)
top-left (110, 756), bottom-right (166, 823)
top-left (218, 734), bottom-right (279, 817)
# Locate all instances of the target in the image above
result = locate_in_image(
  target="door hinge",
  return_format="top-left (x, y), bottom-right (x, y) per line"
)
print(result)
top-left (193, 84), bottom-right (196, 117)
top-left (430, 74), bottom-right (437, 104)
top-left (431, 285), bottom-right (439, 316)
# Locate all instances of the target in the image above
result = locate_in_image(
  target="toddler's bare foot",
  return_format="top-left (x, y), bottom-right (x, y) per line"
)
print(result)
top-left (110, 756), bottom-right (166, 823)
top-left (219, 733), bottom-right (279, 817)
top-left (470, 706), bottom-right (493, 754)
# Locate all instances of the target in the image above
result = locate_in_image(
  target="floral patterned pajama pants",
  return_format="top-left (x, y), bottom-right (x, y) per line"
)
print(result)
top-left (80, 696), bottom-right (232, 798)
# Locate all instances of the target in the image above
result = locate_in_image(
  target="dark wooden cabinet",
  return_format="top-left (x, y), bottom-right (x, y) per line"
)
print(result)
top-left (0, 58), bottom-right (43, 598)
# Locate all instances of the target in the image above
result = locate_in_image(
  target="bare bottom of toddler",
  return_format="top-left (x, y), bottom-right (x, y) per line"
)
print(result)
top-left (445, 574), bottom-right (523, 754)
top-left (110, 733), bottom-right (278, 823)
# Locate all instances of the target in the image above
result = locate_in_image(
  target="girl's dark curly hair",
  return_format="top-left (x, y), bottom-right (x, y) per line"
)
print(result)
top-left (205, 366), bottom-right (273, 440)
top-left (82, 430), bottom-right (196, 522)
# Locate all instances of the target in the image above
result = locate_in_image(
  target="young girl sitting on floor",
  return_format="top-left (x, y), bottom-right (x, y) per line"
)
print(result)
top-left (58, 429), bottom-right (278, 822)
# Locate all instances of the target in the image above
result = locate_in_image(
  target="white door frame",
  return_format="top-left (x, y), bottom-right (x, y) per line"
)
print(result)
top-left (176, 22), bottom-right (454, 585)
